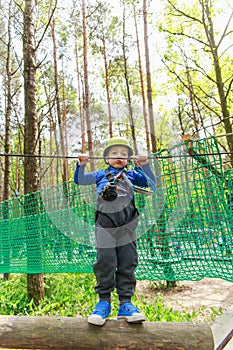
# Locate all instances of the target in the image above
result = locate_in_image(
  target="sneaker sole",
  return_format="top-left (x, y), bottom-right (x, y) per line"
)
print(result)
top-left (87, 314), bottom-right (106, 326)
top-left (117, 313), bottom-right (146, 323)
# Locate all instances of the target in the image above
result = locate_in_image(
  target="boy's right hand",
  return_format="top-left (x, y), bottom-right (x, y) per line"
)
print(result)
top-left (78, 153), bottom-right (89, 165)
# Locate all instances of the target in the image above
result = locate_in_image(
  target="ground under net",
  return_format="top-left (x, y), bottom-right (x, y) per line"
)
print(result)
top-left (0, 136), bottom-right (232, 281)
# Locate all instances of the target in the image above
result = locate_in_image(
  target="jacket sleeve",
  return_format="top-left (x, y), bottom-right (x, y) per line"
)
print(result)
top-left (132, 163), bottom-right (156, 190)
top-left (74, 163), bottom-right (97, 185)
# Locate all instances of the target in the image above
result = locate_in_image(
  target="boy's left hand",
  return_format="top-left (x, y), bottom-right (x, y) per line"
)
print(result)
top-left (134, 155), bottom-right (148, 167)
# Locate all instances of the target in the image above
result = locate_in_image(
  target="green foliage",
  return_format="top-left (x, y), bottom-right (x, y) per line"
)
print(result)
top-left (0, 274), bottom-right (97, 317)
top-left (134, 294), bottom-right (199, 322)
top-left (158, 0), bottom-right (233, 137)
top-left (0, 274), bottom-right (222, 323)
top-left (0, 275), bottom-right (29, 315)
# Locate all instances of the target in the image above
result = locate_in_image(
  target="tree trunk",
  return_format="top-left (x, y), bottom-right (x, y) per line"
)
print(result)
top-left (143, 0), bottom-right (157, 153)
top-left (49, 116), bottom-right (55, 186)
top-left (102, 34), bottom-right (113, 138)
top-left (61, 58), bottom-right (69, 181)
top-left (75, 38), bottom-right (85, 153)
top-left (23, 0), bottom-right (44, 305)
top-left (3, 0), bottom-right (12, 204)
top-left (122, 1), bottom-right (138, 154)
top-left (133, 3), bottom-right (150, 154)
top-left (50, 17), bottom-right (69, 182)
top-left (16, 130), bottom-right (21, 191)
top-left (3, 0), bottom-right (13, 280)
top-left (183, 53), bottom-right (200, 136)
top-left (0, 316), bottom-right (214, 350)
top-left (43, 80), bottom-right (57, 186)
top-left (178, 100), bottom-right (185, 135)
top-left (0, 136), bottom-right (2, 202)
top-left (82, 0), bottom-right (94, 170)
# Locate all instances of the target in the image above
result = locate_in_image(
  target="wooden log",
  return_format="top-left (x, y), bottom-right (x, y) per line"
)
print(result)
top-left (211, 306), bottom-right (233, 350)
top-left (0, 315), bottom-right (214, 350)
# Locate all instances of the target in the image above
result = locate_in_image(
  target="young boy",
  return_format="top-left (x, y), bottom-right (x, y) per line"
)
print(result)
top-left (74, 137), bottom-right (156, 325)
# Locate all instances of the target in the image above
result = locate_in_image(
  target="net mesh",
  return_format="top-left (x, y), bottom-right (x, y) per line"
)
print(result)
top-left (0, 136), bottom-right (232, 281)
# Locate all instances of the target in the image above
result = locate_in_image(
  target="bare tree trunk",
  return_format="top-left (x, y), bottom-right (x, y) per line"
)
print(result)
top-left (43, 79), bottom-right (56, 186)
top-left (133, 3), bottom-right (150, 154)
top-left (75, 39), bottom-right (85, 153)
top-left (183, 54), bottom-right (200, 136)
top-left (61, 58), bottom-right (69, 180)
top-left (122, 1), bottom-right (137, 154)
top-left (51, 111), bottom-right (60, 185)
top-left (102, 34), bottom-right (113, 138)
top-left (49, 116), bottom-right (55, 186)
top-left (3, 0), bottom-right (13, 280)
top-left (4, 0), bottom-right (12, 204)
top-left (0, 136), bottom-right (2, 202)
top-left (0, 157), bottom-right (2, 203)
top-left (23, 0), bottom-right (44, 306)
top-left (143, 0), bottom-right (157, 153)
top-left (82, 0), bottom-right (94, 170)
top-left (16, 130), bottom-right (21, 191)
top-left (177, 100), bottom-right (185, 135)
top-left (50, 17), bottom-right (69, 182)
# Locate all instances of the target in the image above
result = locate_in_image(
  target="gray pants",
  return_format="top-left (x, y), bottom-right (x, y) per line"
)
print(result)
top-left (93, 241), bottom-right (138, 299)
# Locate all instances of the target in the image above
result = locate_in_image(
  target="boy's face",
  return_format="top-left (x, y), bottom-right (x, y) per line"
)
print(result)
top-left (106, 145), bottom-right (129, 169)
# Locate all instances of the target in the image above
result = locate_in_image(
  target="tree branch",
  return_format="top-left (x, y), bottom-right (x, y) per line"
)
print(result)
top-left (167, 0), bottom-right (202, 24)
top-left (162, 57), bottom-right (222, 119)
top-left (161, 27), bottom-right (208, 48)
top-left (216, 10), bottom-right (233, 49)
top-left (35, 0), bottom-right (58, 52)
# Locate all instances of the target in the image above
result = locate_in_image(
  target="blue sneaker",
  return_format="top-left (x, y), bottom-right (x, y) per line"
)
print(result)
top-left (87, 301), bottom-right (111, 326)
top-left (117, 302), bottom-right (146, 323)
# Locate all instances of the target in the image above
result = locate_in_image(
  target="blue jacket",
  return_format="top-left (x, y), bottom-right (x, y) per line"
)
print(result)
top-left (74, 163), bottom-right (156, 228)
top-left (74, 163), bottom-right (156, 195)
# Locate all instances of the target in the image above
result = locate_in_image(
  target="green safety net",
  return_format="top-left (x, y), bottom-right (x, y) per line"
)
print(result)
top-left (0, 136), bottom-right (232, 281)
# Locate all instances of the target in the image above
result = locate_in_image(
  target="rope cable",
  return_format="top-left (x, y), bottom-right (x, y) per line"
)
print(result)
top-left (0, 151), bottom-right (232, 159)
top-left (1, 133), bottom-right (233, 159)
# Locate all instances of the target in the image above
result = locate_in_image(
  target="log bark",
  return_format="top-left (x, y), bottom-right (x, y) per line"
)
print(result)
top-left (0, 316), bottom-right (214, 350)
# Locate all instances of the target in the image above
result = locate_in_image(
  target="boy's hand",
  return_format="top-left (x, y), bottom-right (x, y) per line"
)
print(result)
top-left (78, 153), bottom-right (89, 165)
top-left (134, 155), bottom-right (148, 167)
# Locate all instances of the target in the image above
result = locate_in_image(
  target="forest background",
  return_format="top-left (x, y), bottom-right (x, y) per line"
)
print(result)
top-left (0, 0), bottom-right (233, 304)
